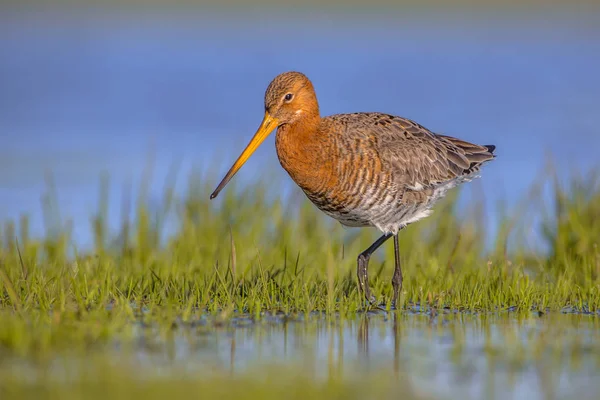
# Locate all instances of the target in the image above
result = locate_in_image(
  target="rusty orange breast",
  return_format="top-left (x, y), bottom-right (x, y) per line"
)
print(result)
top-left (275, 119), bottom-right (340, 203)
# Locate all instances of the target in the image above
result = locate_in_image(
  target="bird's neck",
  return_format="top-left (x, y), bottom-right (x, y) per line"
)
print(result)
top-left (275, 115), bottom-right (337, 195)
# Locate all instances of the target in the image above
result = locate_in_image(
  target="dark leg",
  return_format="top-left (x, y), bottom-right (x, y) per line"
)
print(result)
top-left (391, 234), bottom-right (403, 309)
top-left (357, 233), bottom-right (393, 304)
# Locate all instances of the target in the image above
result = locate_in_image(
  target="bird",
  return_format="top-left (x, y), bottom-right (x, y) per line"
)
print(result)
top-left (210, 71), bottom-right (496, 308)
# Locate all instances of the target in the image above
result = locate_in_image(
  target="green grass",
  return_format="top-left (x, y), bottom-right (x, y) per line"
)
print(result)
top-left (1, 169), bottom-right (599, 319)
top-left (0, 167), bottom-right (599, 398)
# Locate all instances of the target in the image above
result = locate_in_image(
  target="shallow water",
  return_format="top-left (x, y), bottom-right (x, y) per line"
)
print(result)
top-left (5, 312), bottom-right (598, 399)
top-left (150, 313), bottom-right (600, 399)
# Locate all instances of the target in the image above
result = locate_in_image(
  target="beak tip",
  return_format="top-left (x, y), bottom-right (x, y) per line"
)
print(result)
top-left (208, 112), bottom-right (276, 203)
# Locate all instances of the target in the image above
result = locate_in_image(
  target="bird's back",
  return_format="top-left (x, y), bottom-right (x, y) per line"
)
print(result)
top-left (312, 112), bottom-right (495, 233)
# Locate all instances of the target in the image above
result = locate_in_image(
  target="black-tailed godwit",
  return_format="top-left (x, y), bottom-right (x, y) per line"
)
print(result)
top-left (210, 71), bottom-right (496, 307)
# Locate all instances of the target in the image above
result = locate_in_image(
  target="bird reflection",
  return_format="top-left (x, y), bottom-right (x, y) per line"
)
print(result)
top-left (358, 314), bottom-right (370, 359)
top-left (357, 312), bottom-right (403, 377)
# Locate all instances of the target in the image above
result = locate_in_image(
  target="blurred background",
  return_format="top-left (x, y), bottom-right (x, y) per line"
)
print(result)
top-left (1, 0), bottom-right (599, 248)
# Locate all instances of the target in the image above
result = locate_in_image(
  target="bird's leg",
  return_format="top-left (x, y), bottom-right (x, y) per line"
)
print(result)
top-left (391, 234), bottom-right (403, 310)
top-left (357, 233), bottom-right (393, 305)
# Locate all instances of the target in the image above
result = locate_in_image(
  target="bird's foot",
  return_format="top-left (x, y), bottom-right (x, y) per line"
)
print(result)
top-left (361, 296), bottom-right (392, 312)
top-left (358, 294), bottom-right (377, 312)
top-left (370, 299), bottom-right (400, 312)
top-left (367, 294), bottom-right (377, 305)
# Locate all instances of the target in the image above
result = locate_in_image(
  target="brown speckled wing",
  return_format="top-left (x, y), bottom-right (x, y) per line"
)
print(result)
top-left (331, 113), bottom-right (495, 189)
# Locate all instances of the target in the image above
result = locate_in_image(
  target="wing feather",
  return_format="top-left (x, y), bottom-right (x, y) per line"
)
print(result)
top-left (330, 113), bottom-right (496, 189)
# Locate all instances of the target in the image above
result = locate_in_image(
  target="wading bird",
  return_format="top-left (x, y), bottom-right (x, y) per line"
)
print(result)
top-left (210, 71), bottom-right (495, 307)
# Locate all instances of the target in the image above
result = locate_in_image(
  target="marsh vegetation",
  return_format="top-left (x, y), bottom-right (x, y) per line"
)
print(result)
top-left (1, 168), bottom-right (599, 399)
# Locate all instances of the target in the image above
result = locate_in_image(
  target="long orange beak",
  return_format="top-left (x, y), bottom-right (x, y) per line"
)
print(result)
top-left (210, 111), bottom-right (279, 199)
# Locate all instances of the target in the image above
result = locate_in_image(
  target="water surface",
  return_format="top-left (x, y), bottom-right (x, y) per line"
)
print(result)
top-left (6, 312), bottom-right (600, 399)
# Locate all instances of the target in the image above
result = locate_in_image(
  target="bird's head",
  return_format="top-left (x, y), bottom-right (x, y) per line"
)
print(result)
top-left (210, 71), bottom-right (319, 199)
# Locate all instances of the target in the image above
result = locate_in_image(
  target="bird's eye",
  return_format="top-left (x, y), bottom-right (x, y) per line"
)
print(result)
top-left (284, 93), bottom-right (294, 102)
